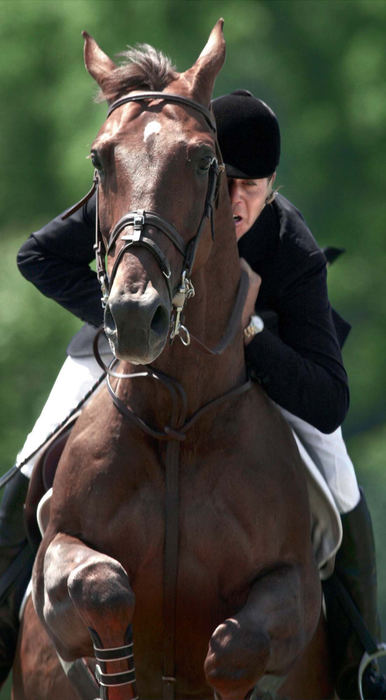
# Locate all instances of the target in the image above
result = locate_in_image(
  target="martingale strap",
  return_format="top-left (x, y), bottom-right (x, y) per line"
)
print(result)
top-left (97, 361), bottom-right (252, 700)
top-left (93, 317), bottom-right (253, 700)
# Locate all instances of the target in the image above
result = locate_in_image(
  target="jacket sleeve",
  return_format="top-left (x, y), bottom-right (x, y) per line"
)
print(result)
top-left (17, 193), bottom-right (104, 328)
top-left (245, 250), bottom-right (349, 434)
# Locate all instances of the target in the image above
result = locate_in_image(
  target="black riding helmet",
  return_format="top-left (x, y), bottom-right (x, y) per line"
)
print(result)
top-left (212, 90), bottom-right (280, 179)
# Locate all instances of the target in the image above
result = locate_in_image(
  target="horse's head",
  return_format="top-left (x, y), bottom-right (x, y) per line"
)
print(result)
top-left (84, 21), bottom-right (226, 364)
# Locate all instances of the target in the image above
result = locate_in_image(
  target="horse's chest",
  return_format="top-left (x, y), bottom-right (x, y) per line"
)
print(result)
top-left (104, 456), bottom-right (279, 605)
top-left (72, 406), bottom-right (305, 608)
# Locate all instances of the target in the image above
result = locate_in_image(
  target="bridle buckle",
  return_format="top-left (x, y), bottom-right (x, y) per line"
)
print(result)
top-left (132, 210), bottom-right (145, 241)
top-left (170, 270), bottom-right (195, 344)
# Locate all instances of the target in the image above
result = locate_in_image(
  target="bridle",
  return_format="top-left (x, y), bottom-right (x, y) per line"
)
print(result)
top-left (65, 91), bottom-right (224, 345)
top-left (64, 87), bottom-right (250, 364)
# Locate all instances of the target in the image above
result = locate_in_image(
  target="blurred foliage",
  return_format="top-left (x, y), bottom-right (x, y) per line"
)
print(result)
top-left (0, 0), bottom-right (385, 695)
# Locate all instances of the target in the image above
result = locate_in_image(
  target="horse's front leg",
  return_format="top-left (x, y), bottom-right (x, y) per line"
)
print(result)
top-left (33, 532), bottom-right (137, 700)
top-left (204, 564), bottom-right (321, 700)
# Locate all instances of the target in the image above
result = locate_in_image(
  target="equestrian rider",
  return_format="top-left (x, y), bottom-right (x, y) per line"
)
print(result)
top-left (0, 89), bottom-right (385, 699)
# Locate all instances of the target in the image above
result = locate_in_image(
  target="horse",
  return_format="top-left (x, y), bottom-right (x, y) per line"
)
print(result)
top-left (13, 20), bottom-right (335, 700)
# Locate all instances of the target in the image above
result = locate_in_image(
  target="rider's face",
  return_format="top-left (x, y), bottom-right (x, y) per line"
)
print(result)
top-left (228, 174), bottom-right (276, 240)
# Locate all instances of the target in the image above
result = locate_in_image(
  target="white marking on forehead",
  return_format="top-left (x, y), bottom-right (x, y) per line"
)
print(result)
top-left (143, 120), bottom-right (162, 142)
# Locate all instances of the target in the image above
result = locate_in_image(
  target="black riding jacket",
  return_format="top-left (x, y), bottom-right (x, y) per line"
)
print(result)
top-left (17, 192), bottom-right (350, 434)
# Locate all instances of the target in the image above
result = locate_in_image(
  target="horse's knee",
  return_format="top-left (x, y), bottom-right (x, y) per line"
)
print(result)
top-left (67, 556), bottom-right (137, 695)
top-left (204, 618), bottom-right (270, 699)
top-left (67, 554), bottom-right (135, 632)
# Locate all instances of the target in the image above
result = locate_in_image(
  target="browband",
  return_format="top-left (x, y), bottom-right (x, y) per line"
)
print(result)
top-left (107, 91), bottom-right (217, 133)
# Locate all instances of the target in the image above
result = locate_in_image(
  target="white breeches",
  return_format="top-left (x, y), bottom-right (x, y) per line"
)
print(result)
top-left (17, 355), bottom-right (360, 514)
top-left (17, 354), bottom-right (109, 478)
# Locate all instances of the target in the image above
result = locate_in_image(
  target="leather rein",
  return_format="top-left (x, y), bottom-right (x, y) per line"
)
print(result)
top-left (65, 91), bottom-right (252, 700)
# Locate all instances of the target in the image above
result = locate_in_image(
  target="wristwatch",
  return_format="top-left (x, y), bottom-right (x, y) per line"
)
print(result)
top-left (243, 314), bottom-right (264, 341)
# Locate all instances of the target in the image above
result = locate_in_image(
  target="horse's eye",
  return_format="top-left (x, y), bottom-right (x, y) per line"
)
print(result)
top-left (90, 150), bottom-right (103, 172)
top-left (198, 155), bottom-right (213, 174)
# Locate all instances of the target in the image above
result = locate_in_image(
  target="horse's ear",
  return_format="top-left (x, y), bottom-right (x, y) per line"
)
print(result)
top-left (82, 31), bottom-right (116, 91)
top-left (182, 19), bottom-right (226, 106)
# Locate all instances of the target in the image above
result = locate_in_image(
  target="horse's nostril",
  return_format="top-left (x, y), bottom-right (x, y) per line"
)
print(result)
top-left (150, 305), bottom-right (169, 336)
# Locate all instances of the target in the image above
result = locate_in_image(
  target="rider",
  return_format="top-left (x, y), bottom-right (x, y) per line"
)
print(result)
top-left (0, 88), bottom-right (384, 698)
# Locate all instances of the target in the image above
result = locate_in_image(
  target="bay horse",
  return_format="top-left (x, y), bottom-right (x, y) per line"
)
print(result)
top-left (13, 20), bottom-right (334, 700)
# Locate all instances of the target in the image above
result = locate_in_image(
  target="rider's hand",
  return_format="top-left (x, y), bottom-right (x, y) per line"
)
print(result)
top-left (240, 258), bottom-right (262, 331)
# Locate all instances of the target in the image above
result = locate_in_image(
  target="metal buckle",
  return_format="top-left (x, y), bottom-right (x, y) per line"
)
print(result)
top-left (132, 210), bottom-right (145, 241)
top-left (100, 278), bottom-right (109, 309)
top-left (170, 270), bottom-right (195, 344)
top-left (178, 324), bottom-right (191, 346)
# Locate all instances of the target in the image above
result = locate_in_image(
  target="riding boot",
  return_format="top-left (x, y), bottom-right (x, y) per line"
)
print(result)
top-left (323, 489), bottom-right (386, 699)
top-left (0, 471), bottom-right (34, 684)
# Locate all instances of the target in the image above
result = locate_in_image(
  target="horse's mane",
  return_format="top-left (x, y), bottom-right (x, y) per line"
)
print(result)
top-left (96, 44), bottom-right (178, 103)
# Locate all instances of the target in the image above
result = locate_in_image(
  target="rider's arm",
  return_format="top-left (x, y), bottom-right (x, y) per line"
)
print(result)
top-left (17, 194), bottom-right (103, 328)
top-left (245, 248), bottom-right (349, 434)
top-left (239, 196), bottom-right (350, 434)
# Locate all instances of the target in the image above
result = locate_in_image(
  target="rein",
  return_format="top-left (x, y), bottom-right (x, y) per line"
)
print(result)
top-left (93, 329), bottom-right (252, 442)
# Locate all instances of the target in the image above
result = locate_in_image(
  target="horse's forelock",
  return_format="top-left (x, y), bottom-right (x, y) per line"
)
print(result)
top-left (95, 43), bottom-right (178, 103)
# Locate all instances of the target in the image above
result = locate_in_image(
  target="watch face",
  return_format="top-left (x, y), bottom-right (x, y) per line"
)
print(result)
top-left (251, 315), bottom-right (264, 333)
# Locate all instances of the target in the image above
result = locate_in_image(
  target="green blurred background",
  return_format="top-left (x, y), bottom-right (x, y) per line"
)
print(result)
top-left (0, 0), bottom-right (385, 695)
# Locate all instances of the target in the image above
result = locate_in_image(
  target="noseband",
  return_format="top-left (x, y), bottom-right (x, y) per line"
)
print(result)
top-left (91, 91), bottom-right (223, 345)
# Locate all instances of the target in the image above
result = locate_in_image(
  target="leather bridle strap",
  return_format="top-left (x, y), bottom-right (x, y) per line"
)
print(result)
top-left (93, 265), bottom-right (249, 383)
top-left (108, 211), bottom-right (186, 257)
top-left (61, 179), bottom-right (97, 221)
top-left (103, 90), bottom-right (219, 296)
top-left (189, 267), bottom-right (249, 356)
top-left (106, 209), bottom-right (187, 302)
top-left (93, 354), bottom-right (252, 443)
top-left (62, 91), bottom-right (216, 224)
top-left (97, 152), bottom-right (222, 308)
top-left (106, 91), bottom-right (217, 133)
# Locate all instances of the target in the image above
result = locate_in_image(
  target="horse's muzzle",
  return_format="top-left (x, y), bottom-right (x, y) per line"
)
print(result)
top-left (104, 288), bottom-right (171, 364)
